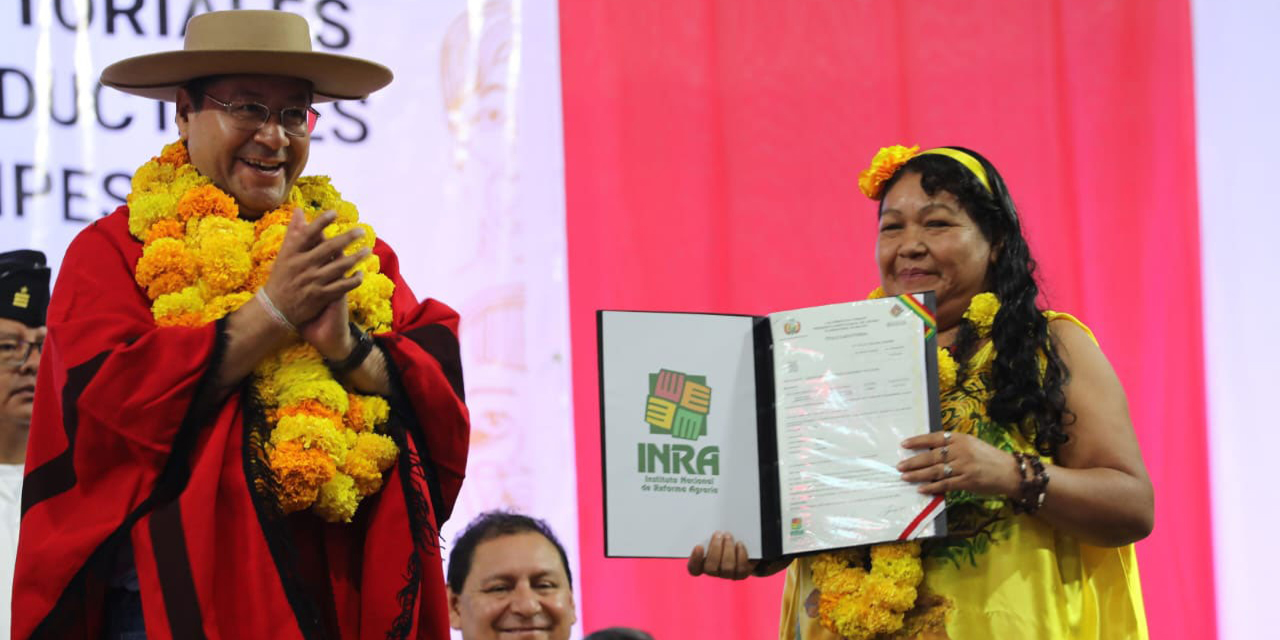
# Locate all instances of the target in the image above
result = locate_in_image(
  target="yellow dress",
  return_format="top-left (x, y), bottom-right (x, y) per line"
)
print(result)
top-left (778, 312), bottom-right (1147, 640)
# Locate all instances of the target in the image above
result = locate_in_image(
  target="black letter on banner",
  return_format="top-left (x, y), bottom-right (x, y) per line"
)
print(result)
top-left (54, 0), bottom-right (94, 30)
top-left (0, 69), bottom-right (35, 121)
top-left (157, 100), bottom-right (170, 132)
top-left (158, 0), bottom-right (169, 36)
top-left (316, 0), bottom-right (351, 50)
top-left (107, 0), bottom-right (145, 35)
top-left (51, 74), bottom-right (78, 127)
top-left (103, 173), bottom-right (131, 216)
top-left (63, 169), bottom-right (90, 223)
top-left (273, 0), bottom-right (303, 9)
top-left (94, 83), bottom-right (133, 130)
top-left (16, 165), bottom-right (52, 218)
top-left (181, 1), bottom-right (216, 36)
top-left (332, 100), bottom-right (368, 143)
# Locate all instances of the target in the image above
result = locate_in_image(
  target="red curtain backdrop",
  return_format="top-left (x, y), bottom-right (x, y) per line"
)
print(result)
top-left (559, 1), bottom-right (1212, 638)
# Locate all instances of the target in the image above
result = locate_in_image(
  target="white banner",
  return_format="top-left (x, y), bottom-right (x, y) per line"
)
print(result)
top-left (0, 1), bottom-right (577, 634)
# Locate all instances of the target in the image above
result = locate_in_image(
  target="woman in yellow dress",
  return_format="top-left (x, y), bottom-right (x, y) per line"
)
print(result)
top-left (687, 145), bottom-right (1153, 639)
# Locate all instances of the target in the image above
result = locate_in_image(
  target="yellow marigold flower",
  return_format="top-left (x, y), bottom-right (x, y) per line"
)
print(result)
top-left (127, 191), bottom-right (180, 240)
top-left (203, 291), bottom-right (252, 322)
top-left (349, 272), bottom-right (394, 332)
top-left (963, 292), bottom-right (1000, 336)
top-left (354, 253), bottom-right (380, 277)
top-left (938, 348), bottom-right (958, 391)
top-left (251, 224), bottom-right (286, 263)
top-left (866, 286), bottom-right (887, 300)
top-left (858, 145), bottom-right (919, 200)
top-left (152, 285), bottom-right (204, 316)
top-left (361, 395), bottom-right (390, 431)
top-left (314, 473), bottom-right (359, 523)
top-left (277, 377), bottom-right (349, 416)
top-left (196, 239), bottom-right (252, 297)
top-left (271, 413), bottom-right (350, 464)
top-left (297, 176), bottom-right (341, 214)
top-left (171, 164), bottom-right (210, 195)
top-left (136, 238), bottom-right (198, 299)
top-left (177, 184), bottom-right (239, 223)
top-left (269, 440), bottom-right (335, 514)
top-left (130, 161), bottom-right (174, 194)
top-left (352, 431), bottom-right (398, 472)
top-left (334, 200), bottom-right (359, 225)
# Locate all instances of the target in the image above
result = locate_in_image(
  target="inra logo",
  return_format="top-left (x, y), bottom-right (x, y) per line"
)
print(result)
top-left (644, 369), bottom-right (711, 440)
top-left (638, 369), bottom-right (719, 476)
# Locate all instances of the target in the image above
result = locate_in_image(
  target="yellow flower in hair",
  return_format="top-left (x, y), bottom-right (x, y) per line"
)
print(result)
top-left (314, 474), bottom-right (359, 523)
top-left (963, 292), bottom-right (1000, 336)
top-left (858, 145), bottom-right (919, 199)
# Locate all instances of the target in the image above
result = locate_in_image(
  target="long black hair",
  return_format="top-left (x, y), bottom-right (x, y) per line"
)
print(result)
top-left (877, 148), bottom-right (1071, 457)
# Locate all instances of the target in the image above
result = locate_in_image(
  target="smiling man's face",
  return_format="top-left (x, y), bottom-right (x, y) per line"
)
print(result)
top-left (449, 532), bottom-right (576, 640)
top-left (176, 74), bottom-right (312, 220)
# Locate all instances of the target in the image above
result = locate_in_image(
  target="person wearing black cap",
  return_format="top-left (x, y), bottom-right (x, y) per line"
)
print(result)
top-left (0, 249), bottom-right (49, 640)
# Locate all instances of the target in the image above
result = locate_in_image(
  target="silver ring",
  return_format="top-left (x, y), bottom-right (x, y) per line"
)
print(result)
top-left (939, 446), bottom-right (949, 462)
top-left (942, 464), bottom-right (954, 478)
top-left (943, 431), bottom-right (952, 443)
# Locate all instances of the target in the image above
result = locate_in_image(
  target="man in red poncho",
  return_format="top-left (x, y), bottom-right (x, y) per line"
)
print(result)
top-left (13, 10), bottom-right (469, 640)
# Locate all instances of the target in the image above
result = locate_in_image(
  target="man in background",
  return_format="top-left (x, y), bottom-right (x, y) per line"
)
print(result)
top-left (448, 511), bottom-right (576, 640)
top-left (0, 249), bottom-right (49, 640)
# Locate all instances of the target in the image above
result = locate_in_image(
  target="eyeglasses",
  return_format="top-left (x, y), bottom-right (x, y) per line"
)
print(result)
top-left (0, 337), bottom-right (42, 369)
top-left (202, 94), bottom-right (320, 137)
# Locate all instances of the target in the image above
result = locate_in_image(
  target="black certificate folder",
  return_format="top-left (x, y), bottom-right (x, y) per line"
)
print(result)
top-left (598, 293), bottom-right (946, 561)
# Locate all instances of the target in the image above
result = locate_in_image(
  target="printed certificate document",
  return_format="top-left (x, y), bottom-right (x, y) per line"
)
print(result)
top-left (598, 294), bottom-right (945, 560)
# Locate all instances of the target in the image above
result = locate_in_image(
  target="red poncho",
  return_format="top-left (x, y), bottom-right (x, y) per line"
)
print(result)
top-left (13, 207), bottom-right (470, 639)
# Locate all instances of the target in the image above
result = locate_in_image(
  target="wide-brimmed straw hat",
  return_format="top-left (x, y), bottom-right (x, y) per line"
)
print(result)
top-left (100, 10), bottom-right (393, 102)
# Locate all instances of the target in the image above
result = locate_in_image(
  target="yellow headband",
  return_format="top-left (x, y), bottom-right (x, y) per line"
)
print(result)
top-left (858, 145), bottom-right (992, 199)
top-left (918, 148), bottom-right (992, 193)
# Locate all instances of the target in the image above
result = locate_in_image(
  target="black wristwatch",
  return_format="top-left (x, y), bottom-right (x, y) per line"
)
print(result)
top-left (324, 322), bottom-right (374, 374)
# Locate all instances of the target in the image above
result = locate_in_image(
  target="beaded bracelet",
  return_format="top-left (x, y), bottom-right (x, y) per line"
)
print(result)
top-left (1011, 451), bottom-right (1050, 514)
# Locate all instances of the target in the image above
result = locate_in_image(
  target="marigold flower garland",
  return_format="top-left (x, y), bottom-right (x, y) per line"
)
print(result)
top-left (809, 288), bottom-right (1000, 638)
top-left (128, 140), bottom-right (399, 523)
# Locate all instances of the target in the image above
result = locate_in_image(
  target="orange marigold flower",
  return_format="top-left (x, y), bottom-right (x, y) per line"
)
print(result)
top-left (136, 238), bottom-right (197, 298)
top-left (858, 145), bottom-right (919, 200)
top-left (155, 311), bottom-right (205, 328)
top-left (255, 206), bottom-right (293, 236)
top-left (269, 440), bottom-right (337, 513)
top-left (176, 184), bottom-right (238, 222)
top-left (278, 399), bottom-right (342, 422)
top-left (144, 219), bottom-right (186, 246)
top-left (156, 140), bottom-right (190, 167)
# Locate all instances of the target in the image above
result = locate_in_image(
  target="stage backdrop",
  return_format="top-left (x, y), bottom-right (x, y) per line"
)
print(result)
top-left (0, 2), bottom-right (578, 637)
top-left (559, 0), bottom-right (1214, 638)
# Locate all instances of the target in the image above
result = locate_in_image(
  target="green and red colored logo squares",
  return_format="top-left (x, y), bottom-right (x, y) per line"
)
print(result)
top-left (644, 369), bottom-right (711, 441)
